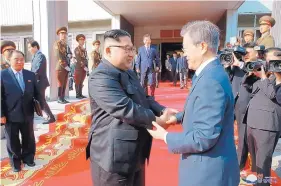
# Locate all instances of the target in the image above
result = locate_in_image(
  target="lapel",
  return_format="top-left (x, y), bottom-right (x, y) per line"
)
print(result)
top-left (22, 70), bottom-right (29, 93)
top-left (7, 68), bottom-right (23, 93)
top-left (144, 46), bottom-right (150, 58)
top-left (188, 59), bottom-right (219, 99)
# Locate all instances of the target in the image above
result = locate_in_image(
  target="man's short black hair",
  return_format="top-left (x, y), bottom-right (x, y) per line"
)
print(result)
top-left (29, 40), bottom-right (40, 50)
top-left (243, 42), bottom-right (257, 48)
top-left (265, 47), bottom-right (281, 55)
top-left (104, 29), bottom-right (131, 42)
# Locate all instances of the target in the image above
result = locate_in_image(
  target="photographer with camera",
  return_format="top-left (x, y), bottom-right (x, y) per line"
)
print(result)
top-left (234, 42), bottom-right (260, 171)
top-left (245, 47), bottom-right (281, 185)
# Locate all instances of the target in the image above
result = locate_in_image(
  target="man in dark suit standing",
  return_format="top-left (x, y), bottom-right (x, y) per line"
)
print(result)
top-left (28, 41), bottom-right (55, 124)
top-left (1, 50), bottom-right (43, 172)
top-left (86, 29), bottom-right (177, 186)
top-left (176, 51), bottom-right (188, 89)
top-left (169, 52), bottom-right (178, 86)
top-left (136, 34), bottom-right (160, 97)
top-left (246, 48), bottom-right (281, 185)
top-left (233, 42), bottom-right (259, 171)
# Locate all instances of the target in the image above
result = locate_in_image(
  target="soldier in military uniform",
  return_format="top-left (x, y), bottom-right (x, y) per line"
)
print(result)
top-left (74, 34), bottom-right (88, 99)
top-left (256, 15), bottom-right (275, 49)
top-left (1, 40), bottom-right (16, 70)
top-left (91, 40), bottom-right (101, 70)
top-left (53, 26), bottom-right (72, 104)
top-left (243, 29), bottom-right (254, 44)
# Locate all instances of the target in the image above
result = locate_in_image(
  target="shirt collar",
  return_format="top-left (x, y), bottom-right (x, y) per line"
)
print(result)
top-left (195, 57), bottom-right (216, 76)
top-left (11, 67), bottom-right (23, 75)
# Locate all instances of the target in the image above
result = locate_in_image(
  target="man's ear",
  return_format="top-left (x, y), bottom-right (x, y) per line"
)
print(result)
top-left (200, 42), bottom-right (208, 55)
top-left (105, 47), bottom-right (111, 56)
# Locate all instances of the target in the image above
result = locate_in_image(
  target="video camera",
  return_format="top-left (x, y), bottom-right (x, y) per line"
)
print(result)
top-left (268, 52), bottom-right (281, 72)
top-left (219, 46), bottom-right (247, 65)
top-left (245, 60), bottom-right (267, 72)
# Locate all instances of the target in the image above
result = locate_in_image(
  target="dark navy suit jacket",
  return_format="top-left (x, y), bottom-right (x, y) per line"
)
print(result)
top-left (1, 68), bottom-right (42, 123)
top-left (136, 46), bottom-right (160, 73)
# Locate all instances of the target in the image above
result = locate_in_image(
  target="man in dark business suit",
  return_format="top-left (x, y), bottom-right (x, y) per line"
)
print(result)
top-left (169, 52), bottom-right (178, 86)
top-left (148, 21), bottom-right (239, 186)
top-left (136, 34), bottom-right (160, 97)
top-left (234, 42), bottom-right (259, 171)
top-left (245, 48), bottom-right (281, 185)
top-left (1, 50), bottom-right (43, 172)
top-left (28, 41), bottom-right (55, 124)
top-left (86, 29), bottom-right (177, 186)
top-left (176, 51), bottom-right (188, 89)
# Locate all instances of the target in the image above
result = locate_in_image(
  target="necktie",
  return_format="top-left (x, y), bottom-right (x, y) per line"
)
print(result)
top-left (16, 72), bottom-right (25, 92)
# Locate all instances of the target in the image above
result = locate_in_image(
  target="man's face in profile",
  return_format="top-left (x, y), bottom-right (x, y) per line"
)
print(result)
top-left (183, 33), bottom-right (203, 70)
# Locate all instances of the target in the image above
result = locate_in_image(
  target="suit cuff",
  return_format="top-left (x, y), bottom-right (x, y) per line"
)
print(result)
top-left (175, 112), bottom-right (184, 124)
top-left (164, 132), bottom-right (168, 144)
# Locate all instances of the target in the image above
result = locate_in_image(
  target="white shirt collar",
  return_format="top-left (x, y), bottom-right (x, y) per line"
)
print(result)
top-left (195, 57), bottom-right (216, 76)
top-left (11, 67), bottom-right (22, 75)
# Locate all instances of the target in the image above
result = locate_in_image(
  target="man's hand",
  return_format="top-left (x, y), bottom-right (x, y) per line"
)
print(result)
top-left (232, 53), bottom-right (240, 67)
top-left (147, 121), bottom-right (168, 141)
top-left (157, 108), bottom-right (179, 128)
top-left (1, 117), bottom-right (6, 124)
top-left (136, 69), bottom-right (140, 73)
top-left (166, 115), bottom-right (178, 125)
top-left (260, 66), bottom-right (267, 80)
top-left (275, 72), bottom-right (281, 85)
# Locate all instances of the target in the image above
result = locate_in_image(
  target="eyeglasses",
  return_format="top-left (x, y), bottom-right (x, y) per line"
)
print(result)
top-left (109, 45), bottom-right (136, 53)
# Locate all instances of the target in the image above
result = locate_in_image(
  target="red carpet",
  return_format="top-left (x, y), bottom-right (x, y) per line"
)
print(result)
top-left (0, 82), bottom-right (280, 186)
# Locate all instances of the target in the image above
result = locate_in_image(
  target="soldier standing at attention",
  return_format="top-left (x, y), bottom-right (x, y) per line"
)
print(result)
top-left (54, 26), bottom-right (72, 104)
top-left (91, 40), bottom-right (101, 70)
top-left (256, 16), bottom-right (275, 49)
top-left (74, 34), bottom-right (88, 99)
top-left (1, 40), bottom-right (16, 70)
top-left (243, 29), bottom-right (254, 44)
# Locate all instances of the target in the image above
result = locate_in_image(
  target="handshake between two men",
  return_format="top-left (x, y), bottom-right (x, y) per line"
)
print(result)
top-left (148, 108), bottom-right (179, 141)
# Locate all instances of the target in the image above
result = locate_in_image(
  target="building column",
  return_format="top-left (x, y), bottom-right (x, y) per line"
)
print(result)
top-left (32, 0), bottom-right (68, 101)
top-left (271, 0), bottom-right (281, 47)
top-left (111, 15), bottom-right (121, 29)
top-left (225, 9), bottom-right (238, 45)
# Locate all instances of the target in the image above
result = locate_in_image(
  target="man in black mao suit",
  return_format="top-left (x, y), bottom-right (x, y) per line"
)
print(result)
top-left (86, 29), bottom-right (177, 186)
top-left (28, 41), bottom-right (55, 124)
top-left (1, 50), bottom-right (43, 172)
top-left (245, 48), bottom-right (281, 185)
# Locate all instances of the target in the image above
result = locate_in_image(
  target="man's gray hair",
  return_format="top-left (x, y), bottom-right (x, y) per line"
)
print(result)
top-left (181, 20), bottom-right (220, 52)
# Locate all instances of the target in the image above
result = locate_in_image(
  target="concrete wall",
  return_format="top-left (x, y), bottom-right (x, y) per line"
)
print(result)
top-left (134, 25), bottom-right (183, 48)
top-left (120, 16), bottom-right (134, 44)
top-left (217, 11), bottom-right (227, 48)
top-left (271, 0), bottom-right (281, 47)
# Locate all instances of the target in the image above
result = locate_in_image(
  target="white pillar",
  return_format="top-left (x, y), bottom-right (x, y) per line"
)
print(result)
top-left (225, 9), bottom-right (238, 45)
top-left (111, 15), bottom-right (121, 29)
top-left (271, 0), bottom-right (281, 47)
top-left (32, 0), bottom-right (68, 101)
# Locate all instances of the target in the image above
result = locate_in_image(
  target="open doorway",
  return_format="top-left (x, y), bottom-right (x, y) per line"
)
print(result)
top-left (161, 42), bottom-right (182, 81)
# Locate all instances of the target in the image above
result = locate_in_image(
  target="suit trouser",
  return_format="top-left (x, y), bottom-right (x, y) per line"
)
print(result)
top-left (140, 68), bottom-right (155, 96)
top-left (155, 72), bottom-right (161, 86)
top-left (236, 115), bottom-right (248, 170)
top-left (90, 160), bottom-right (145, 186)
top-left (179, 69), bottom-right (188, 88)
top-left (171, 69), bottom-right (177, 85)
top-left (40, 87), bottom-right (55, 119)
top-left (247, 126), bottom-right (280, 186)
top-left (4, 120), bottom-right (35, 167)
top-left (74, 70), bottom-right (86, 96)
top-left (56, 70), bottom-right (69, 100)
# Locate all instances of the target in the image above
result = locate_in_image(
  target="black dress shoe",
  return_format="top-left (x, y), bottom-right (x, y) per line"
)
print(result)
top-left (80, 95), bottom-right (87, 98)
top-left (63, 99), bottom-right (70, 103)
top-left (76, 96), bottom-right (83, 99)
top-left (43, 118), bottom-right (56, 124)
top-left (57, 99), bottom-right (66, 104)
top-left (24, 162), bottom-right (35, 167)
top-left (12, 167), bottom-right (21, 172)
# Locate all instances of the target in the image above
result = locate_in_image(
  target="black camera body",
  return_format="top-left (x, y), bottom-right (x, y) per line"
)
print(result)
top-left (220, 46), bottom-right (247, 65)
top-left (245, 60), bottom-right (267, 72)
top-left (268, 60), bottom-right (281, 72)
